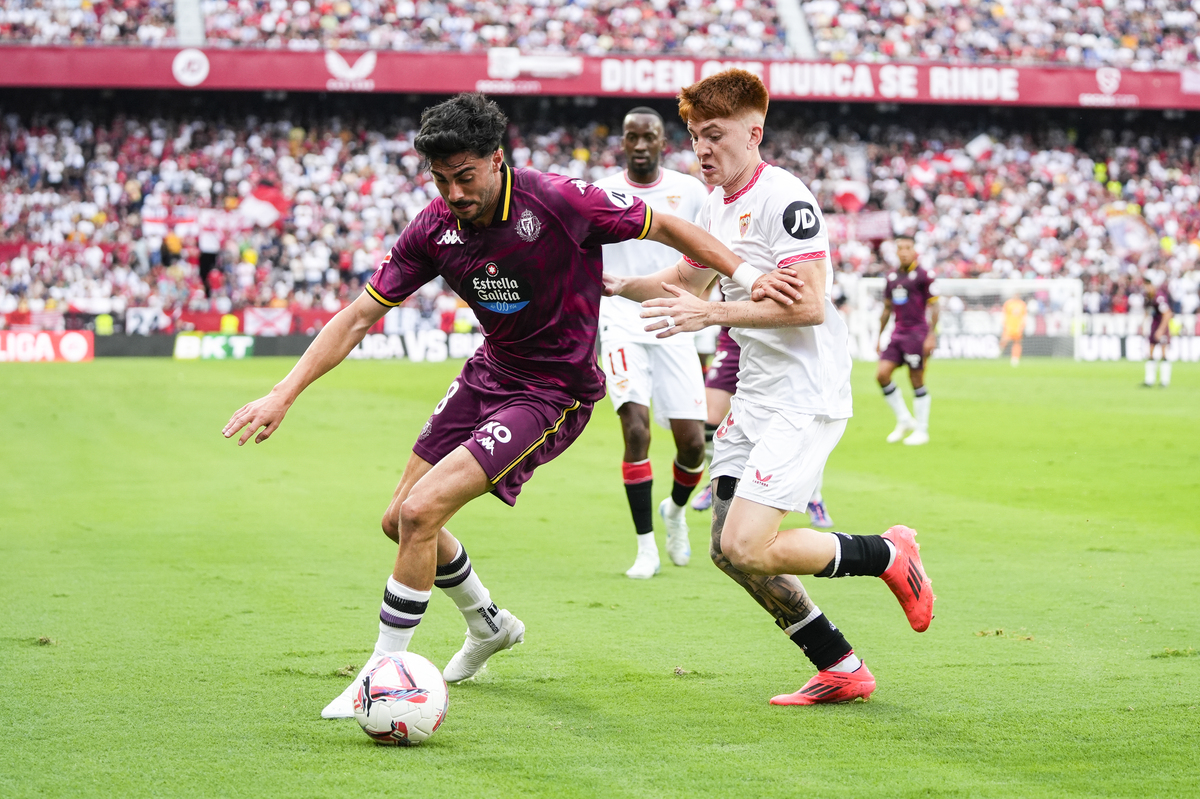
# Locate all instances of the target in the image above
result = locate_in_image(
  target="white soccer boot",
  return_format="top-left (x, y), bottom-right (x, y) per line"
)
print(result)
top-left (321, 655), bottom-right (380, 719)
top-left (904, 429), bottom-right (930, 446)
top-left (442, 609), bottom-right (525, 683)
top-left (659, 498), bottom-right (691, 566)
top-left (625, 548), bottom-right (661, 579)
top-left (886, 418), bottom-right (916, 443)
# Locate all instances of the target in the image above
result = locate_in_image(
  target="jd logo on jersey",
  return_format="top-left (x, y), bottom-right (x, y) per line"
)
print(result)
top-left (469, 262), bottom-right (531, 314)
top-left (782, 201), bottom-right (821, 240)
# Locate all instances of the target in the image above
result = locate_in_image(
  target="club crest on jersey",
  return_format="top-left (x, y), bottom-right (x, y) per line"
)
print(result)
top-left (666, 195), bottom-right (681, 210)
top-left (469, 262), bottom-right (531, 314)
top-left (516, 209), bottom-right (542, 243)
top-left (437, 229), bottom-right (464, 245)
top-left (739, 212), bottom-right (752, 237)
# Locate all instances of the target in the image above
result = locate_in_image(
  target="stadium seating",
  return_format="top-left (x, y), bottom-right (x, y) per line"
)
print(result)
top-left (2, 105), bottom-right (1199, 328)
top-left (802, 0), bottom-right (1200, 69)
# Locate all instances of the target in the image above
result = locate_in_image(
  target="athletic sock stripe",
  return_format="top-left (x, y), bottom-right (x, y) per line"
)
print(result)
top-left (383, 591), bottom-right (429, 616)
top-left (380, 608), bottom-right (423, 628)
top-left (434, 562), bottom-right (473, 589)
top-left (436, 548), bottom-right (469, 576)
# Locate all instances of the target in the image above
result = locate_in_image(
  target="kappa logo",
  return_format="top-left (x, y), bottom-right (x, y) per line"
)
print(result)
top-left (754, 470), bottom-right (773, 486)
top-left (437, 229), bottom-right (464, 245)
top-left (516, 208), bottom-right (542, 243)
top-left (571, 179), bottom-right (589, 195)
top-left (325, 51), bottom-right (377, 92)
top-left (739, 212), bottom-right (752, 238)
top-left (476, 421), bottom-right (511, 455)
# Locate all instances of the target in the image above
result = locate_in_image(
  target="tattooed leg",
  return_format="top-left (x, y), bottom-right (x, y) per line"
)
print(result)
top-left (709, 477), bottom-right (818, 633)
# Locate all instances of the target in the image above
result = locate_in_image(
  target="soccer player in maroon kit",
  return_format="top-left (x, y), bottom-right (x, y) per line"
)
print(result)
top-left (876, 235), bottom-right (939, 446)
top-left (222, 92), bottom-right (802, 718)
top-left (1144, 283), bottom-right (1174, 388)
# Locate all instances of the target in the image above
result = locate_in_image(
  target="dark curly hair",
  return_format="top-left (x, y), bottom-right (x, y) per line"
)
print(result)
top-left (414, 92), bottom-right (507, 165)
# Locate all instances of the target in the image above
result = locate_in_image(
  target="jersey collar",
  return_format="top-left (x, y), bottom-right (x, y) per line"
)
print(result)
top-left (723, 161), bottom-right (767, 205)
top-left (455, 161), bottom-right (513, 230)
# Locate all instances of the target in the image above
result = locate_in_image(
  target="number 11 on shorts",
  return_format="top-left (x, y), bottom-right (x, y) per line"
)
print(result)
top-left (607, 347), bottom-right (627, 375)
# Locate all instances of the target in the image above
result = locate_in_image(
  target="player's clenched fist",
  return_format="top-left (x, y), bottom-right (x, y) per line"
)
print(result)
top-left (223, 391), bottom-right (292, 446)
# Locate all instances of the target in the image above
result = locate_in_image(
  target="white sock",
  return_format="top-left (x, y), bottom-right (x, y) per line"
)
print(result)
top-left (663, 497), bottom-right (686, 517)
top-left (1145, 360), bottom-right (1157, 385)
top-left (376, 576), bottom-right (430, 655)
top-left (636, 531), bottom-right (658, 556)
top-left (434, 543), bottom-right (501, 639)
top-left (827, 653), bottom-right (862, 673)
top-left (913, 392), bottom-right (931, 432)
top-left (883, 383), bottom-right (913, 423)
top-left (884, 540), bottom-right (897, 570)
top-left (1161, 361), bottom-right (1172, 387)
top-left (810, 472), bottom-right (823, 504)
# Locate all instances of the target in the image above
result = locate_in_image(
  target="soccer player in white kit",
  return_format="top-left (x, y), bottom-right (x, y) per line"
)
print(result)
top-left (608, 70), bottom-right (934, 705)
top-left (594, 108), bottom-right (712, 579)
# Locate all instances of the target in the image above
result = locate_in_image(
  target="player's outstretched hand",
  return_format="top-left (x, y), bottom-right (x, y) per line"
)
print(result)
top-left (601, 272), bottom-right (625, 298)
top-left (223, 391), bottom-right (292, 446)
top-left (750, 267), bottom-right (804, 304)
top-left (640, 283), bottom-right (711, 338)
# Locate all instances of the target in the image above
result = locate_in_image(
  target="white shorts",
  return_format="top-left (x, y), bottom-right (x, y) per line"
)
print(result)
top-left (601, 337), bottom-right (707, 429)
top-left (709, 396), bottom-right (847, 513)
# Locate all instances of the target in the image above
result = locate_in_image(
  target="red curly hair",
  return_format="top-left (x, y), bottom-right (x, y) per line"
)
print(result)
top-left (677, 69), bottom-right (769, 125)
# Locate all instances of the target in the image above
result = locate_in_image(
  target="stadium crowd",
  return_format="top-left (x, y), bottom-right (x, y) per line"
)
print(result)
top-left (2, 101), bottom-right (1199, 331)
top-left (0, 0), bottom-right (789, 57)
top-left (804, 0), bottom-right (1200, 69)
top-left (6, 0), bottom-right (1200, 69)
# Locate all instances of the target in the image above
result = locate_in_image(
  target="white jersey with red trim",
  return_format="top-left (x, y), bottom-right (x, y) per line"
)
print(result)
top-left (693, 162), bottom-right (852, 418)
top-left (596, 167), bottom-right (709, 342)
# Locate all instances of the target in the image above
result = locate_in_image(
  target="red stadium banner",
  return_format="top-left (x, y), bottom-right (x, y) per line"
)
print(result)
top-left (4, 46), bottom-right (1200, 109)
top-left (0, 330), bottom-right (94, 363)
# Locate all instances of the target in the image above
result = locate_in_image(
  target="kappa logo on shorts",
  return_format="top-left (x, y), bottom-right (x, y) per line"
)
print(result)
top-left (437, 229), bottom-right (464, 245)
top-left (475, 421), bottom-right (512, 455)
top-left (753, 470), bottom-right (773, 486)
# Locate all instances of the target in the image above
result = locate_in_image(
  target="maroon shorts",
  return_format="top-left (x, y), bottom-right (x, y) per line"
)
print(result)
top-left (880, 329), bottom-right (928, 371)
top-left (412, 357), bottom-right (593, 506)
top-left (705, 328), bottom-right (741, 395)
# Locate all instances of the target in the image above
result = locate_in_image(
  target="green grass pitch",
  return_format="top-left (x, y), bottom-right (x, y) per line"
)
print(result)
top-left (1, 356), bottom-right (1197, 798)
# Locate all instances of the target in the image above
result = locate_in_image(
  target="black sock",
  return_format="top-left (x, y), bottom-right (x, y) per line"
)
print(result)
top-left (815, 533), bottom-right (892, 578)
top-left (716, 475), bottom-right (738, 501)
top-left (625, 481), bottom-right (654, 535)
top-left (788, 613), bottom-right (853, 671)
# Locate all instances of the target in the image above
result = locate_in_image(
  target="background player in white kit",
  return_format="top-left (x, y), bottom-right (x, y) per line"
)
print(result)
top-left (594, 108), bottom-right (712, 579)
top-left (608, 70), bottom-right (933, 705)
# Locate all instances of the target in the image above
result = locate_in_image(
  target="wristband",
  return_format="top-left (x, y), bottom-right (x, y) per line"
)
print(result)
top-left (731, 263), bottom-right (759, 294)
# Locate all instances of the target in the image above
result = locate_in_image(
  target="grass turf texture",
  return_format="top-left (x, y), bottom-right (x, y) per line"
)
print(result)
top-left (1, 357), bottom-right (1197, 798)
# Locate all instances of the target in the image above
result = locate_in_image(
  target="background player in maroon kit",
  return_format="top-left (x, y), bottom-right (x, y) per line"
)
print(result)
top-left (876, 235), bottom-right (939, 446)
top-left (1144, 283), bottom-right (1175, 388)
top-left (222, 92), bottom-right (802, 719)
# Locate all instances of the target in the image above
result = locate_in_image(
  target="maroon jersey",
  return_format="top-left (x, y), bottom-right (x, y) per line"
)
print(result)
top-left (367, 163), bottom-right (653, 402)
top-left (885, 265), bottom-right (936, 335)
top-left (1149, 286), bottom-right (1172, 344)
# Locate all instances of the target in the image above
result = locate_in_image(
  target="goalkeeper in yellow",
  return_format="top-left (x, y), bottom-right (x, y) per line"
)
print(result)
top-left (999, 295), bottom-right (1027, 366)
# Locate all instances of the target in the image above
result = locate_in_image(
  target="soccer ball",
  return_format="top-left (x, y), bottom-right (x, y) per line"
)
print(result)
top-left (353, 652), bottom-right (449, 746)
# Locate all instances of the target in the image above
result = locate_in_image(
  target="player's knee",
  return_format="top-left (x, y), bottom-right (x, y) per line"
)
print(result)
top-left (677, 437), bottom-right (705, 469)
top-left (723, 534), bottom-right (766, 575)
top-left (623, 425), bottom-right (651, 458)
top-left (380, 511), bottom-right (400, 543)
top-left (397, 495), bottom-right (443, 538)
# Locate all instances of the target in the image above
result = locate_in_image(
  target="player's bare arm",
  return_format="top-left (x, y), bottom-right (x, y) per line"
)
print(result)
top-left (222, 291), bottom-right (389, 445)
top-left (641, 258), bottom-right (829, 338)
top-left (924, 298), bottom-right (940, 358)
top-left (643, 212), bottom-right (804, 304)
top-left (877, 297), bottom-right (893, 354)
